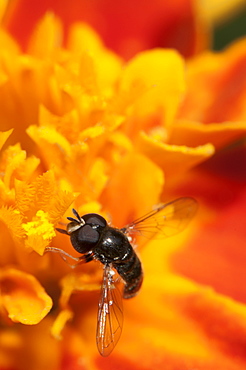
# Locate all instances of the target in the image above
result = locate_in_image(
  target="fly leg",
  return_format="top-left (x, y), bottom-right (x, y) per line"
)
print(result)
top-left (44, 247), bottom-right (94, 268)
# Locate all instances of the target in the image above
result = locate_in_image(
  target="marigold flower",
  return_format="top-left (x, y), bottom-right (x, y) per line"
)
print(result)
top-left (4, 0), bottom-right (210, 59)
top-left (0, 5), bottom-right (246, 370)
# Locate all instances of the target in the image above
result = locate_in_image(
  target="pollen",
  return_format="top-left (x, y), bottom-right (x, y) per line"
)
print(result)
top-left (22, 210), bottom-right (56, 254)
top-left (22, 210), bottom-right (56, 239)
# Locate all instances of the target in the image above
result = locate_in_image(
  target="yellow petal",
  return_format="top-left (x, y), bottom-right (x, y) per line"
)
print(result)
top-left (68, 22), bottom-right (122, 94)
top-left (77, 201), bottom-right (102, 215)
top-left (68, 22), bottom-right (105, 55)
top-left (0, 143), bottom-right (40, 198)
top-left (87, 158), bottom-right (108, 199)
top-left (27, 125), bottom-right (72, 158)
top-left (118, 49), bottom-right (185, 128)
top-left (51, 309), bottom-right (74, 340)
top-left (2, 144), bottom-right (26, 190)
top-left (0, 268), bottom-right (52, 324)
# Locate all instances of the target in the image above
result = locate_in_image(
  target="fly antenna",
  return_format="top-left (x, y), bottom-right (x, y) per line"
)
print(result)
top-left (67, 216), bottom-right (79, 223)
top-left (67, 208), bottom-right (85, 225)
top-left (56, 227), bottom-right (69, 235)
top-left (72, 208), bottom-right (82, 221)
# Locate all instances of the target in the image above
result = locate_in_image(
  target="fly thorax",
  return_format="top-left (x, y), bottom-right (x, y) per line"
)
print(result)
top-left (95, 227), bottom-right (133, 263)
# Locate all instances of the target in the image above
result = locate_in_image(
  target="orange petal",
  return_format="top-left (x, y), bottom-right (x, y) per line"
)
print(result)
top-left (49, 271), bottom-right (101, 338)
top-left (178, 38), bottom-right (246, 123)
top-left (0, 129), bottom-right (13, 150)
top-left (27, 125), bottom-right (73, 167)
top-left (172, 158), bottom-right (246, 304)
top-left (0, 268), bottom-right (52, 324)
top-left (0, 206), bottom-right (25, 240)
top-left (0, 206), bottom-right (25, 268)
top-left (15, 170), bottom-right (76, 222)
top-left (200, 0), bottom-right (246, 24)
top-left (101, 152), bottom-right (164, 226)
top-left (59, 271), bottom-right (101, 308)
top-left (137, 131), bottom-right (214, 180)
top-left (0, 318), bottom-right (61, 370)
top-left (181, 287), bottom-right (246, 360)
top-left (169, 120), bottom-right (246, 150)
top-left (4, 0), bottom-right (209, 59)
top-left (27, 12), bottom-right (62, 58)
top-left (1, 144), bottom-right (26, 191)
top-left (109, 273), bottom-right (246, 369)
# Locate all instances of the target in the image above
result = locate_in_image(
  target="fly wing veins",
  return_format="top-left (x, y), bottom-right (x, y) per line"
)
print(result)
top-left (122, 197), bottom-right (198, 240)
top-left (96, 265), bottom-right (123, 357)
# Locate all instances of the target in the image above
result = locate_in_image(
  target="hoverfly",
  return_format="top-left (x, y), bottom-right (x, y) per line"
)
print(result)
top-left (45, 197), bottom-right (197, 356)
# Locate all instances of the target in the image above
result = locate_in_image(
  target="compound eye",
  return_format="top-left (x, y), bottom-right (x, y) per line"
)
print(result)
top-left (83, 213), bottom-right (107, 227)
top-left (78, 224), bottom-right (100, 245)
top-left (70, 224), bottom-right (100, 254)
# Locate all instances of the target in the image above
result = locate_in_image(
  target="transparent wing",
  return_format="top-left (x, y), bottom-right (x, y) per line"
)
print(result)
top-left (96, 265), bottom-right (123, 357)
top-left (121, 197), bottom-right (198, 239)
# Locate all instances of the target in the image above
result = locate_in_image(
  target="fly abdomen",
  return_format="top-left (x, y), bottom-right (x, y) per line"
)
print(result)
top-left (114, 252), bottom-right (143, 299)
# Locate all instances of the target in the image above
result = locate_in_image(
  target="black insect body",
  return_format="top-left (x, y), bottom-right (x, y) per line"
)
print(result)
top-left (66, 212), bottom-right (143, 299)
top-left (45, 197), bottom-right (198, 357)
top-left (93, 225), bottom-right (143, 299)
